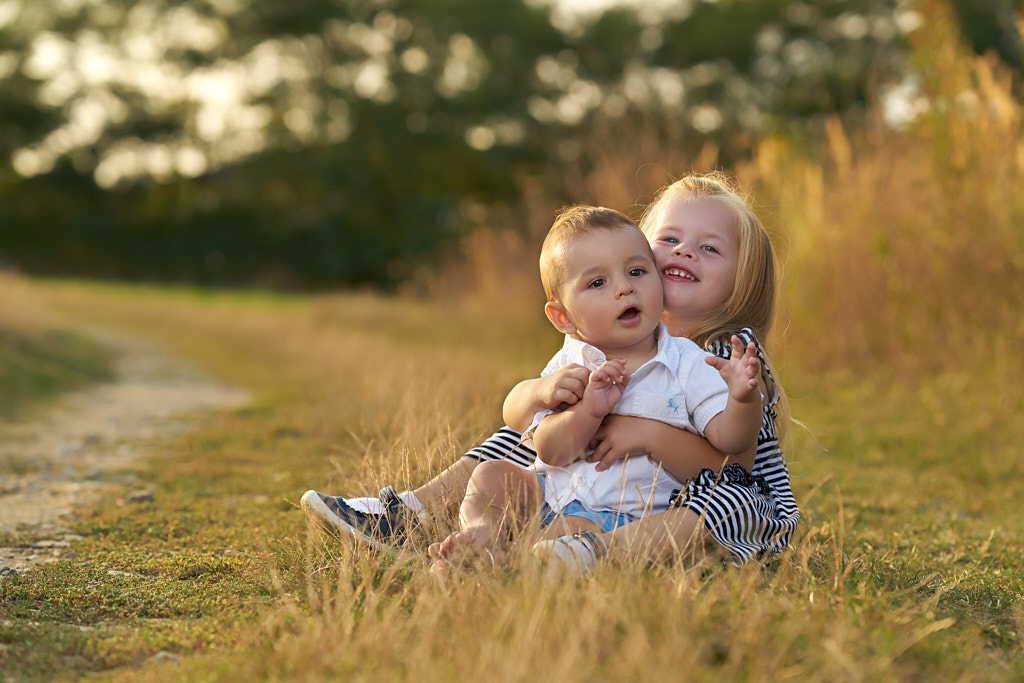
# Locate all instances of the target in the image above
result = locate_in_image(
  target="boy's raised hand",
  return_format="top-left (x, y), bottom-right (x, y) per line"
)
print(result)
top-left (705, 336), bottom-right (761, 403)
top-left (539, 364), bottom-right (590, 410)
top-left (583, 359), bottom-right (629, 418)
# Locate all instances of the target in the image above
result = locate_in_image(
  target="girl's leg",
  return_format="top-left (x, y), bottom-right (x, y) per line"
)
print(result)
top-left (428, 460), bottom-right (543, 567)
top-left (410, 455), bottom-right (479, 519)
top-left (303, 428), bottom-right (532, 547)
top-left (414, 425), bottom-right (534, 518)
top-left (602, 507), bottom-right (725, 566)
top-left (532, 507), bottom-right (726, 572)
top-left (300, 460), bottom-right (476, 547)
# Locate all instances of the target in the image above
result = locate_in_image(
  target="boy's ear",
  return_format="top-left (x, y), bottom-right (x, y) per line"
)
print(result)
top-left (544, 301), bottom-right (576, 335)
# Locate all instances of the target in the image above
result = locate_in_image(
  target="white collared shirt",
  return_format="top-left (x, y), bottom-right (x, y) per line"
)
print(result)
top-left (527, 323), bottom-right (729, 516)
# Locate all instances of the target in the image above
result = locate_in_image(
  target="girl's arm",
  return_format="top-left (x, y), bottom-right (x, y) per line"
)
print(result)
top-left (502, 364), bottom-right (590, 431)
top-left (703, 337), bottom-right (763, 455)
top-left (588, 415), bottom-right (757, 478)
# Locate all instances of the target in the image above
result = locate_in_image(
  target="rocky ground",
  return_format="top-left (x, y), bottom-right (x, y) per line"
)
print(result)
top-left (0, 328), bottom-right (247, 578)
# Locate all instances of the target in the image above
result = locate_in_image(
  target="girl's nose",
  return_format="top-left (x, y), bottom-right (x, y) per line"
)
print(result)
top-left (673, 242), bottom-right (694, 258)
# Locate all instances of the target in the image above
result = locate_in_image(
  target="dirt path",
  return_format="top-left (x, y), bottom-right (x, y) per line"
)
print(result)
top-left (0, 327), bottom-right (248, 577)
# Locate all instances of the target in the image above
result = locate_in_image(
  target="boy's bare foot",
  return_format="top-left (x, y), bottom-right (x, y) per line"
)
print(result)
top-left (427, 525), bottom-right (504, 570)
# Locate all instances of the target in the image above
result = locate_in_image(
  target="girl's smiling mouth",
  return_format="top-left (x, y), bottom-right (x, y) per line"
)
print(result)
top-left (663, 266), bottom-right (698, 282)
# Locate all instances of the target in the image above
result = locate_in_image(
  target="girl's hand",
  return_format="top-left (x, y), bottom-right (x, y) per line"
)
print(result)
top-left (705, 336), bottom-right (761, 403)
top-left (586, 414), bottom-right (653, 471)
top-left (582, 359), bottom-right (629, 418)
top-left (539, 364), bottom-right (590, 410)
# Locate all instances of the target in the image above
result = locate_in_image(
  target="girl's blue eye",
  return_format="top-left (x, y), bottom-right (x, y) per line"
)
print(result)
top-left (701, 245), bottom-right (719, 254)
top-left (662, 236), bottom-right (679, 244)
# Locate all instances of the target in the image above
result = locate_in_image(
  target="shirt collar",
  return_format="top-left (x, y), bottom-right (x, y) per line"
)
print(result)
top-left (560, 322), bottom-right (678, 372)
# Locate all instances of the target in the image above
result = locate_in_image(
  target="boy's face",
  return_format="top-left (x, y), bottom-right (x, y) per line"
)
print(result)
top-left (546, 226), bottom-right (664, 352)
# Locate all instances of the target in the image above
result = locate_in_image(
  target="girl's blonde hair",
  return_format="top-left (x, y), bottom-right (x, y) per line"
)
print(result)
top-left (638, 172), bottom-right (776, 349)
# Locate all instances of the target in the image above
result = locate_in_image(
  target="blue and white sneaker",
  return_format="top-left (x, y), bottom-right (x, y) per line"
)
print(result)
top-left (301, 486), bottom-right (418, 549)
top-left (532, 530), bottom-right (608, 573)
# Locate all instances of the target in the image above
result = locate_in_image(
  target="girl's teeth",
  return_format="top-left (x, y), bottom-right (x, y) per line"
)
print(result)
top-left (666, 269), bottom-right (695, 281)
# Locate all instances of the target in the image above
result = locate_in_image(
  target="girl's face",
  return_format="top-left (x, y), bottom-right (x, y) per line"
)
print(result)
top-left (647, 198), bottom-right (740, 331)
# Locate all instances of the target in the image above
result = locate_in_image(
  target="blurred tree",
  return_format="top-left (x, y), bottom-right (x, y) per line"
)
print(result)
top-left (951, 0), bottom-right (1024, 69)
top-left (0, 0), bottom-right (1016, 288)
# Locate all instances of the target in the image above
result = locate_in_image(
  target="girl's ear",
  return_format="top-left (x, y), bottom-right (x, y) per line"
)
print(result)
top-left (544, 301), bottom-right (576, 335)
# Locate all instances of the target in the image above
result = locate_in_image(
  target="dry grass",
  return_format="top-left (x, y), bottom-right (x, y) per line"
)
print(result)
top-left (21, 257), bottom-right (1021, 683)
top-left (5, 3), bottom-right (1023, 680)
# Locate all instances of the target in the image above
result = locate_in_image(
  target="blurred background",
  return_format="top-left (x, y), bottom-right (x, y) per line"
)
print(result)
top-left (0, 0), bottom-right (1018, 283)
top-left (2, 0), bottom-right (1023, 375)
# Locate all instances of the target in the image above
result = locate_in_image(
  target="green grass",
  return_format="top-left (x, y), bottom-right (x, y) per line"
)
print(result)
top-left (0, 327), bottom-right (116, 419)
top-left (0, 280), bottom-right (1020, 682)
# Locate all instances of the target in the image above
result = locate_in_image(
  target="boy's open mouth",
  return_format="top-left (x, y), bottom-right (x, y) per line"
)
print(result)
top-left (618, 306), bottom-right (641, 323)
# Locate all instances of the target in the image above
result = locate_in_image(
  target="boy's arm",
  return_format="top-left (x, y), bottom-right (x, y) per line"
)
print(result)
top-left (534, 360), bottom-right (627, 467)
top-left (534, 405), bottom-right (605, 467)
top-left (702, 336), bottom-right (763, 455)
top-left (502, 364), bottom-right (590, 431)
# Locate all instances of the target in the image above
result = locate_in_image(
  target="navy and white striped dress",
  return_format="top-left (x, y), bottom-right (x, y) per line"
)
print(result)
top-left (669, 327), bottom-right (800, 565)
top-left (464, 326), bottom-right (799, 565)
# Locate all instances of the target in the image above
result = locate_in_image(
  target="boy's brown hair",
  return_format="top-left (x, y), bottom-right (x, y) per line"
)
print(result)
top-left (539, 205), bottom-right (640, 301)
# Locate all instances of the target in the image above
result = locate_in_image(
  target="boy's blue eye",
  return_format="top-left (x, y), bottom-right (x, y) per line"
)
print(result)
top-left (662, 236), bottom-right (679, 244)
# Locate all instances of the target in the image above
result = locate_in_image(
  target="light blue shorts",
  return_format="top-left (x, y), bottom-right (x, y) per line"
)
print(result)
top-left (535, 473), bottom-right (637, 533)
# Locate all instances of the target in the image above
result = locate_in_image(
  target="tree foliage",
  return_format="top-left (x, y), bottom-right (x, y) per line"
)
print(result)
top-left (0, 0), bottom-right (1018, 288)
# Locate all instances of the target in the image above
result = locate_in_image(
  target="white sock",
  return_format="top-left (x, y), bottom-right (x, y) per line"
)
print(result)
top-left (533, 531), bottom-right (607, 573)
top-left (343, 495), bottom-right (383, 515)
top-left (398, 491), bottom-right (427, 520)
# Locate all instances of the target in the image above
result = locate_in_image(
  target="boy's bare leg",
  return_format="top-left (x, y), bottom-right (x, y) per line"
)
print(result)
top-left (410, 456), bottom-right (478, 519)
top-left (428, 461), bottom-right (543, 569)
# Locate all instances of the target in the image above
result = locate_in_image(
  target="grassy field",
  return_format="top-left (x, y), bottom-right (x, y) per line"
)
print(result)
top-left (2, 8), bottom-right (1023, 680)
top-left (0, 267), bottom-right (1019, 681)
